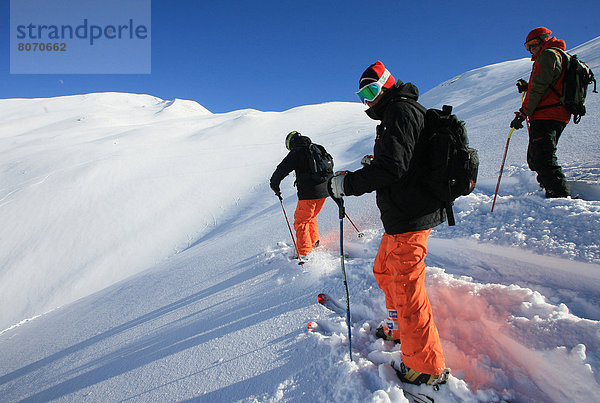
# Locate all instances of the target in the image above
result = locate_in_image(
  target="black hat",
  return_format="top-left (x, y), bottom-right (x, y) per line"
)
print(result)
top-left (285, 131), bottom-right (300, 150)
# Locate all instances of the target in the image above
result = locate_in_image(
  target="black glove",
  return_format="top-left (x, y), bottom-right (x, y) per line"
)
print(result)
top-left (270, 183), bottom-right (281, 198)
top-left (510, 111), bottom-right (526, 129)
top-left (361, 155), bottom-right (374, 167)
top-left (516, 79), bottom-right (528, 93)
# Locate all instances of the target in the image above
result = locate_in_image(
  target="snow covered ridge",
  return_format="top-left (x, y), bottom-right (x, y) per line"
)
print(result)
top-left (1, 36), bottom-right (600, 401)
top-left (0, 94), bottom-right (372, 333)
top-left (0, 92), bottom-right (212, 121)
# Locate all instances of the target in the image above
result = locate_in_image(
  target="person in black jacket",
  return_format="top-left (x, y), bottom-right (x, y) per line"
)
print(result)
top-left (328, 61), bottom-right (446, 385)
top-left (270, 131), bottom-right (329, 258)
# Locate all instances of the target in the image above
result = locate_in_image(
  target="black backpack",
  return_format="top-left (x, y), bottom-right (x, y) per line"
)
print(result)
top-left (307, 143), bottom-right (334, 184)
top-left (549, 48), bottom-right (597, 124)
top-left (402, 99), bottom-right (479, 226)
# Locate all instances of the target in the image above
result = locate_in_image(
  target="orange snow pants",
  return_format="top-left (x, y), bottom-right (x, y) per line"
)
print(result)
top-left (373, 229), bottom-right (446, 375)
top-left (294, 198), bottom-right (326, 255)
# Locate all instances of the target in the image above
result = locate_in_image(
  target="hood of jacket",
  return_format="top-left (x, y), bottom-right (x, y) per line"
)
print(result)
top-left (365, 81), bottom-right (420, 121)
top-left (532, 36), bottom-right (566, 61)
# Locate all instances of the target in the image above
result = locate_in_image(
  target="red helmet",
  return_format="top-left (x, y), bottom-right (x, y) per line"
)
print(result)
top-left (525, 27), bottom-right (552, 44)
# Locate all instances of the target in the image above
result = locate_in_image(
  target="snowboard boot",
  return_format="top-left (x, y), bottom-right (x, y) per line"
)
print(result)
top-left (392, 361), bottom-right (448, 386)
top-left (375, 325), bottom-right (400, 344)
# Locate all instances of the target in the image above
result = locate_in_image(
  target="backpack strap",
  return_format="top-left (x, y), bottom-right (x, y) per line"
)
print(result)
top-left (396, 97), bottom-right (455, 226)
top-left (294, 144), bottom-right (314, 182)
top-left (396, 97), bottom-right (427, 115)
top-left (535, 48), bottom-right (567, 111)
top-left (308, 144), bottom-right (318, 175)
top-left (549, 48), bottom-right (568, 97)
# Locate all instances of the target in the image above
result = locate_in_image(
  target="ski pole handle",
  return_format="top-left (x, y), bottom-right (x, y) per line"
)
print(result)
top-left (333, 197), bottom-right (345, 219)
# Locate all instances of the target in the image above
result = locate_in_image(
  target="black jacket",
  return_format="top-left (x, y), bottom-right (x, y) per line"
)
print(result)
top-left (343, 82), bottom-right (445, 234)
top-left (270, 135), bottom-right (329, 200)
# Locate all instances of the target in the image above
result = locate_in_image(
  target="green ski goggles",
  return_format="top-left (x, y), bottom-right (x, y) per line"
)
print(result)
top-left (356, 69), bottom-right (391, 104)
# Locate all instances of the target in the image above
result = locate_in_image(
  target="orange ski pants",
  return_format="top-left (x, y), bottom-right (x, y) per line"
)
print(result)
top-left (373, 229), bottom-right (446, 375)
top-left (294, 198), bottom-right (326, 255)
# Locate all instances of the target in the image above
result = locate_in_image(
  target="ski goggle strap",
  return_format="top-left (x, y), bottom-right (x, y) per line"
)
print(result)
top-left (356, 69), bottom-right (391, 104)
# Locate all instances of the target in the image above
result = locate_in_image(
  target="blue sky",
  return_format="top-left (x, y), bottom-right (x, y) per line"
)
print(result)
top-left (1, 0), bottom-right (598, 113)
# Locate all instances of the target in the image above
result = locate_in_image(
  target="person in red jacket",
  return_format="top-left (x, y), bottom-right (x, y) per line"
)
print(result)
top-left (329, 61), bottom-right (446, 385)
top-left (511, 27), bottom-right (572, 198)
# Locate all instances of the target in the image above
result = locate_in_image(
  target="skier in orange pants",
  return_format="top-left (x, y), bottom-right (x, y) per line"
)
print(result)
top-left (270, 131), bottom-right (333, 258)
top-left (373, 230), bottom-right (445, 377)
top-left (328, 61), bottom-right (446, 385)
top-left (294, 198), bottom-right (326, 255)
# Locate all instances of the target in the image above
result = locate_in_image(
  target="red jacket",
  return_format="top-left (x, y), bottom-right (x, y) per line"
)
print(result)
top-left (522, 37), bottom-right (571, 123)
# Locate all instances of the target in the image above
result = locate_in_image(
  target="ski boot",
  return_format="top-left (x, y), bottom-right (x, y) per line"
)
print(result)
top-left (392, 361), bottom-right (450, 391)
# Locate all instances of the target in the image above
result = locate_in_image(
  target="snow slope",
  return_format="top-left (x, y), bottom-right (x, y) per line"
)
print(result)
top-left (1, 37), bottom-right (599, 402)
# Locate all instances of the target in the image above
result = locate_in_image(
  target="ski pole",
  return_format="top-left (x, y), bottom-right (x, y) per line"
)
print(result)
top-left (335, 197), bottom-right (353, 361)
top-left (492, 93), bottom-right (526, 213)
top-left (491, 128), bottom-right (514, 212)
top-left (344, 212), bottom-right (364, 238)
top-left (277, 194), bottom-right (303, 265)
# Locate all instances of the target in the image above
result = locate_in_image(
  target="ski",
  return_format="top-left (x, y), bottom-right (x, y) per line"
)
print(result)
top-left (307, 294), bottom-right (353, 336)
top-left (317, 293), bottom-right (347, 317)
top-left (316, 293), bottom-right (367, 323)
top-left (402, 388), bottom-right (434, 403)
top-left (312, 292), bottom-right (354, 361)
top-left (307, 320), bottom-right (334, 336)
